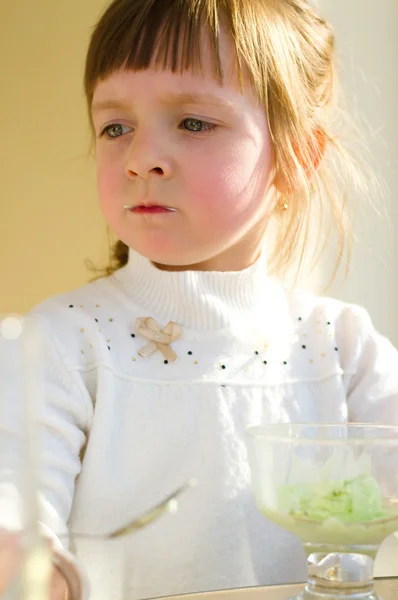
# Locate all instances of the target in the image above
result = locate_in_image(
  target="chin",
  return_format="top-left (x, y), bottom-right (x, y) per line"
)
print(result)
top-left (128, 238), bottom-right (215, 270)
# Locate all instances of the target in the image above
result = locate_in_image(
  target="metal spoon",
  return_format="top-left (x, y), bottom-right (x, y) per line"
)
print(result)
top-left (60, 479), bottom-right (197, 541)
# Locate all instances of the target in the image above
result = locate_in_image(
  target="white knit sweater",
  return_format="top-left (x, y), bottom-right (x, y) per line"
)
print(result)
top-left (1, 248), bottom-right (398, 600)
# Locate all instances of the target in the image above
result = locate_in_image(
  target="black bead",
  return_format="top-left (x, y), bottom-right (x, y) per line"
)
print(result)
top-left (108, 346), bottom-right (111, 350)
top-left (188, 351), bottom-right (193, 355)
top-left (334, 347), bottom-right (338, 351)
top-left (298, 317), bottom-right (302, 321)
top-left (283, 361), bottom-right (288, 365)
top-left (69, 305), bottom-right (74, 308)
top-left (164, 360), bottom-right (169, 364)
top-left (263, 361), bottom-right (268, 365)
top-left (131, 334), bottom-right (135, 338)
top-left (255, 351), bottom-right (259, 355)
top-left (221, 365), bottom-right (226, 369)
top-left (327, 322), bottom-right (331, 325)
top-left (302, 345), bottom-right (306, 349)
top-left (221, 384), bottom-right (226, 388)
top-left (95, 319), bottom-right (98, 323)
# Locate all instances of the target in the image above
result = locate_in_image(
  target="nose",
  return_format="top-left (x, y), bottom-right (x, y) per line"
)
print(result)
top-left (125, 130), bottom-right (172, 180)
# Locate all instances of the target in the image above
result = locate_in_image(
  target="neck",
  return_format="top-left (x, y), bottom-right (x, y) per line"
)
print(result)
top-left (113, 247), bottom-right (294, 342)
top-left (152, 228), bottom-right (266, 273)
top-left (152, 251), bottom-right (261, 273)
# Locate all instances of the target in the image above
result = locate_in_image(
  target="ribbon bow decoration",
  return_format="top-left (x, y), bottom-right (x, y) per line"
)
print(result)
top-left (136, 317), bottom-right (182, 363)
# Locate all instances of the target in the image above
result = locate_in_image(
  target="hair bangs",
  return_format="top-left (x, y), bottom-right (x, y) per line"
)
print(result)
top-left (84, 0), bottom-right (226, 110)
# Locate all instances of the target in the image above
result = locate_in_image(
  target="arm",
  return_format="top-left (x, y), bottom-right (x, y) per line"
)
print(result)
top-left (342, 306), bottom-right (398, 423)
top-left (0, 314), bottom-right (93, 598)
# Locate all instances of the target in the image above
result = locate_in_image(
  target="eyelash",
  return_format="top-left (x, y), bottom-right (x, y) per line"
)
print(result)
top-left (99, 118), bottom-right (218, 139)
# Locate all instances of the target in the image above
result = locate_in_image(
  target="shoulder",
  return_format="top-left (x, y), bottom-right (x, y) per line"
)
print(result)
top-left (28, 274), bottom-right (129, 368)
top-left (287, 286), bottom-right (374, 333)
top-left (286, 286), bottom-right (365, 324)
top-left (31, 274), bottom-right (123, 318)
top-left (285, 288), bottom-right (370, 325)
top-left (286, 286), bottom-right (396, 372)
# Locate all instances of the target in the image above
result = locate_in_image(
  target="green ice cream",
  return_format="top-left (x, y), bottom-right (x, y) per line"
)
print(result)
top-left (278, 475), bottom-right (388, 523)
top-left (259, 474), bottom-right (398, 547)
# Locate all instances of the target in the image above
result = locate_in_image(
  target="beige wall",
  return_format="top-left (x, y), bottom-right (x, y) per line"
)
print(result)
top-left (0, 1), bottom-right (109, 316)
top-left (1, 1), bottom-right (397, 344)
top-left (320, 0), bottom-right (398, 346)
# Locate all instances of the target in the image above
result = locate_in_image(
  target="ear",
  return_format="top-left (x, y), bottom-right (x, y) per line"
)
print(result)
top-left (304, 128), bottom-right (327, 174)
top-left (274, 128), bottom-right (327, 194)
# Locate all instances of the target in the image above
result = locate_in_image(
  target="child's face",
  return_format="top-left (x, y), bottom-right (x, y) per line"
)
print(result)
top-left (92, 29), bottom-right (276, 270)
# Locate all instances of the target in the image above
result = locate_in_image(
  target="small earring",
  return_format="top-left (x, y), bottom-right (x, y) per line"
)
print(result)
top-left (280, 200), bottom-right (289, 211)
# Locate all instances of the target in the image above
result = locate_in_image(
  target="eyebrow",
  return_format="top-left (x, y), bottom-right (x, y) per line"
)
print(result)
top-left (92, 93), bottom-right (235, 113)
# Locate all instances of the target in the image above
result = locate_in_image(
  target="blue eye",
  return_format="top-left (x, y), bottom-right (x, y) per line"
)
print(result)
top-left (100, 124), bottom-right (131, 139)
top-left (99, 119), bottom-right (217, 139)
top-left (182, 118), bottom-right (217, 134)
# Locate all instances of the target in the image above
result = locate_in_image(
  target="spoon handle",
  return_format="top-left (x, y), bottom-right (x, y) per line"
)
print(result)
top-left (59, 479), bottom-right (197, 541)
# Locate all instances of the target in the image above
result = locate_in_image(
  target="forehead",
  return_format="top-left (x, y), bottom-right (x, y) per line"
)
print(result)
top-left (92, 26), bottom-right (258, 111)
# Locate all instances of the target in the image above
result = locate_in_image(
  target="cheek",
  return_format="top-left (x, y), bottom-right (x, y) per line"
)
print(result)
top-left (96, 155), bottom-right (122, 212)
top-left (185, 138), bottom-right (273, 223)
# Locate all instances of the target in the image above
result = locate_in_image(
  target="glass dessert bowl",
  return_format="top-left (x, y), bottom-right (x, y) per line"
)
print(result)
top-left (246, 424), bottom-right (398, 600)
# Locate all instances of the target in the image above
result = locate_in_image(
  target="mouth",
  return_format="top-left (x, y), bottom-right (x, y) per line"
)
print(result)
top-left (125, 204), bottom-right (177, 215)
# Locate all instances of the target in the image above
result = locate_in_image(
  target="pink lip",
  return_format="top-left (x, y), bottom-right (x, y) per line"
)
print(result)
top-left (130, 205), bottom-right (175, 214)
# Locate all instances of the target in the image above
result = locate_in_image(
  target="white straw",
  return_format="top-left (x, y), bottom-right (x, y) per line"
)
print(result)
top-left (21, 317), bottom-right (52, 600)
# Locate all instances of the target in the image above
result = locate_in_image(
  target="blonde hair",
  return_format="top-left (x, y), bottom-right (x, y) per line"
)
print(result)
top-left (84, 0), bottom-right (373, 283)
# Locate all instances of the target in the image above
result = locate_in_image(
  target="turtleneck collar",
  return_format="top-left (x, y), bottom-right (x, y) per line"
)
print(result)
top-left (113, 247), bottom-right (293, 340)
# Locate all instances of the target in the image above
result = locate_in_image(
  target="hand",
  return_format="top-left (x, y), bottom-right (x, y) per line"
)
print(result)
top-left (50, 565), bottom-right (70, 599)
top-left (0, 530), bottom-right (70, 599)
top-left (0, 530), bottom-right (20, 595)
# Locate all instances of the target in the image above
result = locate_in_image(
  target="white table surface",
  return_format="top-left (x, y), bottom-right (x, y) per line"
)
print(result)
top-left (164, 578), bottom-right (398, 600)
top-left (160, 533), bottom-right (398, 600)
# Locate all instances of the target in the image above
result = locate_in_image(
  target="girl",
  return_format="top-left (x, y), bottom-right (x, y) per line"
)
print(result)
top-left (1, 0), bottom-right (398, 598)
